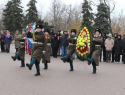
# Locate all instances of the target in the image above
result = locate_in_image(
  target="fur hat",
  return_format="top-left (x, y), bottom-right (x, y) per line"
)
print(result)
top-left (36, 24), bottom-right (43, 29)
top-left (71, 29), bottom-right (77, 34)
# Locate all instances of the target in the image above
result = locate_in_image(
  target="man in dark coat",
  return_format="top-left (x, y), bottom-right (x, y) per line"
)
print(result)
top-left (122, 34), bottom-right (125, 64)
top-left (61, 30), bottom-right (69, 58)
top-left (111, 33), bottom-right (118, 62)
top-left (114, 34), bottom-right (122, 63)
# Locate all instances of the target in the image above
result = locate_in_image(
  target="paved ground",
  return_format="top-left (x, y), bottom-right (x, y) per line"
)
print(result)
top-left (0, 44), bottom-right (125, 95)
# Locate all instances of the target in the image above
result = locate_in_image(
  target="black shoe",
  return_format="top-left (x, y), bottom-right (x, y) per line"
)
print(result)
top-left (34, 72), bottom-right (40, 76)
top-left (11, 56), bottom-right (16, 61)
top-left (87, 58), bottom-right (91, 65)
top-left (92, 72), bottom-right (96, 74)
top-left (44, 68), bottom-right (48, 69)
top-left (69, 69), bottom-right (74, 71)
top-left (26, 63), bottom-right (32, 70)
top-left (20, 65), bottom-right (25, 67)
top-left (61, 58), bottom-right (67, 63)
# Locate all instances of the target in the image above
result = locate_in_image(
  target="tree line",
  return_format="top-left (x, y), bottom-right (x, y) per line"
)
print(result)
top-left (0, 0), bottom-right (124, 36)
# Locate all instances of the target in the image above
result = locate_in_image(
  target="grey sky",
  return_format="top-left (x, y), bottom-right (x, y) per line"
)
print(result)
top-left (0, 0), bottom-right (125, 17)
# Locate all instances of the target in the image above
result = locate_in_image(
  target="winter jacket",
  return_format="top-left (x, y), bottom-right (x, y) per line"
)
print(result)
top-left (4, 34), bottom-right (12, 44)
top-left (122, 38), bottom-right (125, 50)
top-left (0, 34), bottom-right (5, 42)
top-left (61, 34), bottom-right (69, 47)
top-left (57, 33), bottom-right (62, 44)
top-left (114, 38), bottom-right (122, 55)
top-left (105, 38), bottom-right (114, 51)
top-left (51, 36), bottom-right (59, 48)
top-left (50, 29), bottom-right (55, 39)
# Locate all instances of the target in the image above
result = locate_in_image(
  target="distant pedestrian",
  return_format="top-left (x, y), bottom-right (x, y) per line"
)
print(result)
top-left (4, 31), bottom-right (12, 53)
top-left (0, 31), bottom-right (5, 52)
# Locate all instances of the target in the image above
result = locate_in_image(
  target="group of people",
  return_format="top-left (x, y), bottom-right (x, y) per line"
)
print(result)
top-left (0, 30), bottom-right (12, 53)
top-left (10, 24), bottom-right (103, 76)
top-left (101, 32), bottom-right (125, 64)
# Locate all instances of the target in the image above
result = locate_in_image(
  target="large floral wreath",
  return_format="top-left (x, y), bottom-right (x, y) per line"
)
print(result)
top-left (76, 27), bottom-right (91, 59)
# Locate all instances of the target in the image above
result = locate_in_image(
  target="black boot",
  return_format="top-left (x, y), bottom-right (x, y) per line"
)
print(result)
top-left (92, 63), bottom-right (96, 74)
top-left (61, 58), bottom-right (67, 63)
top-left (21, 60), bottom-right (25, 67)
top-left (44, 63), bottom-right (48, 69)
top-left (34, 72), bottom-right (40, 76)
top-left (87, 58), bottom-right (91, 65)
top-left (11, 56), bottom-right (16, 61)
top-left (20, 65), bottom-right (25, 67)
top-left (26, 63), bottom-right (33, 70)
top-left (69, 61), bottom-right (74, 71)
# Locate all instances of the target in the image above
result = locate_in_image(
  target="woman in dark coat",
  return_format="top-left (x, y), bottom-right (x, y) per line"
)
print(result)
top-left (122, 34), bottom-right (125, 64)
top-left (51, 33), bottom-right (59, 58)
top-left (114, 35), bottom-right (122, 63)
top-left (57, 30), bottom-right (62, 56)
top-left (0, 31), bottom-right (5, 52)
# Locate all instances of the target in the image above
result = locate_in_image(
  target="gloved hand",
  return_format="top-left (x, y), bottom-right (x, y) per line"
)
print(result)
top-left (42, 50), bottom-right (46, 54)
top-left (74, 37), bottom-right (77, 39)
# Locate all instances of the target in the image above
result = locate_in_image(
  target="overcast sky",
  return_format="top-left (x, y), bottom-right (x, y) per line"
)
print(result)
top-left (0, 0), bottom-right (125, 17)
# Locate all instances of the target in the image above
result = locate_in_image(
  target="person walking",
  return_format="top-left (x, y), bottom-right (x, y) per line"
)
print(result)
top-left (42, 29), bottom-right (51, 69)
top-left (26, 24), bottom-right (47, 76)
top-left (11, 29), bottom-right (27, 67)
top-left (105, 34), bottom-right (114, 62)
top-left (61, 29), bottom-right (77, 71)
top-left (87, 28), bottom-right (103, 74)
top-left (14, 30), bottom-right (20, 52)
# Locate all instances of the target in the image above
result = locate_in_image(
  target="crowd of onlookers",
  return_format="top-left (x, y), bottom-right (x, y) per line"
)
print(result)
top-left (101, 32), bottom-right (125, 64)
top-left (0, 30), bottom-right (12, 53)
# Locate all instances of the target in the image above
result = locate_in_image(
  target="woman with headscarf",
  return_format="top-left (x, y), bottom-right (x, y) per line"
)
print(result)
top-left (51, 33), bottom-right (60, 58)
